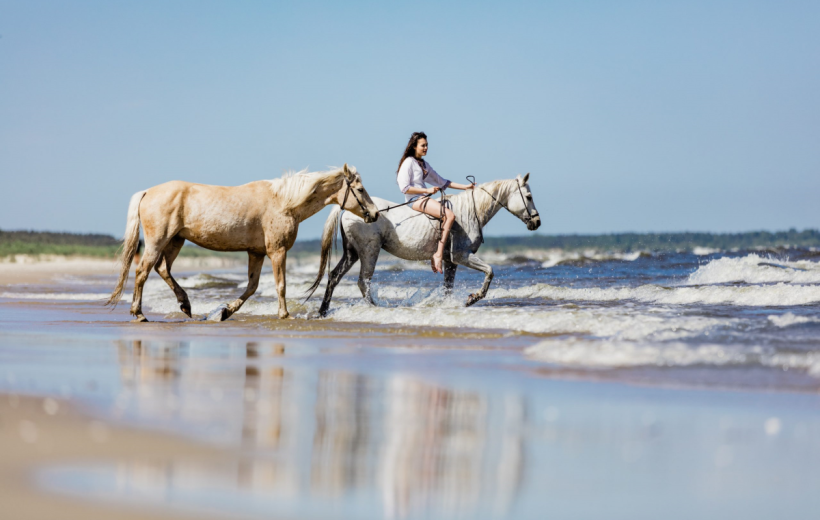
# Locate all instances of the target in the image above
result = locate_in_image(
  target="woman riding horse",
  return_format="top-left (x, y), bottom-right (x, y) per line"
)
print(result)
top-left (397, 132), bottom-right (475, 273)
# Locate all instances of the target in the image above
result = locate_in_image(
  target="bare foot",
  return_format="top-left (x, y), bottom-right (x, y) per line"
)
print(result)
top-left (431, 253), bottom-right (443, 274)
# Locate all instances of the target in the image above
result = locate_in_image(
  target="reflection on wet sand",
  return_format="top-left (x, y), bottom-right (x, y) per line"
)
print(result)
top-left (111, 339), bottom-right (526, 518)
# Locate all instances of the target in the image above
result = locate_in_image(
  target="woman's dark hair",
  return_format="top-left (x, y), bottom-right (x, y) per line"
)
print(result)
top-left (396, 131), bottom-right (427, 175)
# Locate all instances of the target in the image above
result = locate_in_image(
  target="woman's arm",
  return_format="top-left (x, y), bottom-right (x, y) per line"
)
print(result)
top-left (447, 182), bottom-right (475, 190)
top-left (405, 186), bottom-right (439, 195)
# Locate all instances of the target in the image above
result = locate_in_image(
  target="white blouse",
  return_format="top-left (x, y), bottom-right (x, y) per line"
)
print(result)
top-left (397, 158), bottom-right (451, 202)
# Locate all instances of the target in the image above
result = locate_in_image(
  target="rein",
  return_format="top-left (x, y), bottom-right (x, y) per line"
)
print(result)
top-left (468, 174), bottom-right (538, 244)
top-left (379, 193), bottom-right (432, 213)
top-left (341, 176), bottom-right (372, 220)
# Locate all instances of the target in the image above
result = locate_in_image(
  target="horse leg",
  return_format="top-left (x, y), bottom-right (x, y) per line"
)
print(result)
top-left (212, 252), bottom-right (266, 322)
top-left (268, 248), bottom-right (291, 319)
top-left (456, 253), bottom-right (494, 307)
top-left (319, 247), bottom-right (359, 317)
top-left (130, 238), bottom-right (168, 322)
top-left (154, 236), bottom-right (192, 317)
top-left (443, 259), bottom-right (458, 295)
top-left (357, 249), bottom-right (379, 305)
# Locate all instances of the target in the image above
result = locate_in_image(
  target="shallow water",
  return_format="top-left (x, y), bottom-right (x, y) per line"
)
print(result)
top-left (7, 248), bottom-right (820, 391)
top-left (2, 247), bottom-right (820, 518)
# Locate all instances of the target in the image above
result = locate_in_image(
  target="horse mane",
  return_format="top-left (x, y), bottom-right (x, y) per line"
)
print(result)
top-left (457, 179), bottom-right (514, 216)
top-left (267, 167), bottom-right (350, 209)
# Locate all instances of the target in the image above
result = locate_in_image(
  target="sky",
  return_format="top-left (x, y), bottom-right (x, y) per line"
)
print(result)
top-left (1, 0), bottom-right (818, 239)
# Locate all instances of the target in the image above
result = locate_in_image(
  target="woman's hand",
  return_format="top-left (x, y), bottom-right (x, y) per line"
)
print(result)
top-left (427, 187), bottom-right (440, 195)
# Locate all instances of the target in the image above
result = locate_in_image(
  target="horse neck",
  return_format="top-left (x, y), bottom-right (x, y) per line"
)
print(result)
top-left (470, 181), bottom-right (512, 227)
top-left (282, 172), bottom-right (344, 223)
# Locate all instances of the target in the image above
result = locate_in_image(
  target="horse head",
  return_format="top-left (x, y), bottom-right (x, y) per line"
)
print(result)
top-left (503, 173), bottom-right (541, 231)
top-left (339, 164), bottom-right (380, 223)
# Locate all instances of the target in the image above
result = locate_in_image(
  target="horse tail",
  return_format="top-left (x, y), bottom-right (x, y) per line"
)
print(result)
top-left (106, 190), bottom-right (147, 308)
top-left (303, 206), bottom-right (342, 301)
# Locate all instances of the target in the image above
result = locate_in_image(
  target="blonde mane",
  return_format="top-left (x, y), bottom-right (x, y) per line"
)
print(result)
top-left (267, 167), bottom-right (351, 209)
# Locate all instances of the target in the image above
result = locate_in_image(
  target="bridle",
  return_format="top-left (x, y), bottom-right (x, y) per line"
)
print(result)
top-left (341, 175), bottom-right (372, 220)
top-left (467, 175), bottom-right (539, 244)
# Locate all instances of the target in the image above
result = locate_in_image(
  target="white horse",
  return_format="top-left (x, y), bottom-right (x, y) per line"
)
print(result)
top-left (106, 165), bottom-right (379, 321)
top-left (305, 173), bottom-right (541, 316)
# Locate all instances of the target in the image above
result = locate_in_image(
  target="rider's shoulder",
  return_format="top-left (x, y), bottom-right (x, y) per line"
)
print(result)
top-left (400, 157), bottom-right (422, 170)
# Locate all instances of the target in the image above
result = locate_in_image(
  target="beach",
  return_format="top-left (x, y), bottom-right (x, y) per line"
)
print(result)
top-left (2, 251), bottom-right (820, 519)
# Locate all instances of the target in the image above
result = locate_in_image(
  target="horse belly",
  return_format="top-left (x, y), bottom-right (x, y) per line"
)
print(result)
top-left (180, 199), bottom-right (266, 253)
top-left (180, 225), bottom-right (265, 253)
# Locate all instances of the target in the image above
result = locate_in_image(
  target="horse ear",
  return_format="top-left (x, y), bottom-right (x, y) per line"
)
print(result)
top-left (522, 172), bottom-right (530, 184)
top-left (342, 163), bottom-right (353, 180)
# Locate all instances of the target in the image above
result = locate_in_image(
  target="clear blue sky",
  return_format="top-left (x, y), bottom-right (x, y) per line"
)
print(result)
top-left (1, 0), bottom-right (818, 239)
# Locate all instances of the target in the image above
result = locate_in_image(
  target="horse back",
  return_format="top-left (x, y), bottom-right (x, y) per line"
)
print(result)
top-left (140, 181), bottom-right (277, 253)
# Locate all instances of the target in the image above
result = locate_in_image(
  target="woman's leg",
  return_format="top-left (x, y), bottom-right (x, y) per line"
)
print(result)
top-left (411, 198), bottom-right (456, 274)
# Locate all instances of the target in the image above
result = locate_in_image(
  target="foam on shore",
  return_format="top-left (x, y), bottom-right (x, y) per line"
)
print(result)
top-left (525, 339), bottom-right (820, 376)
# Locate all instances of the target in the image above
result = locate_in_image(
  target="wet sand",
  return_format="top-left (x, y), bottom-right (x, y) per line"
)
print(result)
top-left (0, 394), bottom-right (232, 520)
top-left (0, 257), bottom-right (119, 285)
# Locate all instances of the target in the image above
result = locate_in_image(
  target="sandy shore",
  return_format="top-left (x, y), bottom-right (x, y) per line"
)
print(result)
top-left (0, 255), bottom-right (249, 286)
top-left (0, 394), bottom-right (236, 520)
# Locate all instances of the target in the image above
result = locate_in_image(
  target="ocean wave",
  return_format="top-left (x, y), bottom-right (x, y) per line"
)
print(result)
top-left (525, 339), bottom-right (820, 376)
top-left (540, 250), bottom-right (644, 269)
top-left (140, 279), bottom-right (728, 340)
top-left (176, 273), bottom-right (247, 289)
top-left (767, 313), bottom-right (820, 328)
top-left (687, 254), bottom-right (820, 285)
top-left (326, 303), bottom-right (726, 340)
top-left (488, 282), bottom-right (820, 306)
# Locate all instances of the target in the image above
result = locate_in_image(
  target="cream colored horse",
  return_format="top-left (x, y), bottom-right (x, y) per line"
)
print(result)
top-left (106, 164), bottom-right (379, 322)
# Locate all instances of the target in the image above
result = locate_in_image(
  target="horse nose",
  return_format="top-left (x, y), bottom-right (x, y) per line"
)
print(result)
top-left (530, 216), bottom-right (541, 230)
top-left (369, 211), bottom-right (380, 223)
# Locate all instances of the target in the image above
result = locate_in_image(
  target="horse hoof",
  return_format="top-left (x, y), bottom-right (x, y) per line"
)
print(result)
top-left (465, 294), bottom-right (481, 307)
top-left (207, 304), bottom-right (230, 322)
top-left (131, 314), bottom-right (149, 323)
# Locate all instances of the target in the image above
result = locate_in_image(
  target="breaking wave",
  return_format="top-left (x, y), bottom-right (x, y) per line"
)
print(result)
top-left (525, 339), bottom-right (820, 376)
top-left (540, 250), bottom-right (645, 268)
top-left (327, 302), bottom-right (726, 340)
top-left (488, 283), bottom-right (820, 306)
top-left (767, 313), bottom-right (820, 328)
top-left (687, 254), bottom-right (820, 285)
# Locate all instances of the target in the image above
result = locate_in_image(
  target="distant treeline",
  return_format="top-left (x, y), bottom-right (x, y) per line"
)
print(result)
top-left (0, 229), bottom-right (121, 257)
top-left (2, 228), bottom-right (819, 257)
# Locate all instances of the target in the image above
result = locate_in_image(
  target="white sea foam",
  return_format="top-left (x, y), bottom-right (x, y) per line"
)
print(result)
top-left (488, 282), bottom-right (820, 306)
top-left (767, 313), bottom-right (820, 328)
top-left (176, 274), bottom-right (231, 288)
top-left (692, 247), bottom-right (719, 256)
top-left (525, 339), bottom-right (820, 376)
top-left (540, 250), bottom-right (644, 268)
top-left (327, 303), bottom-right (725, 340)
top-left (687, 254), bottom-right (820, 285)
top-left (140, 274), bottom-right (729, 340)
